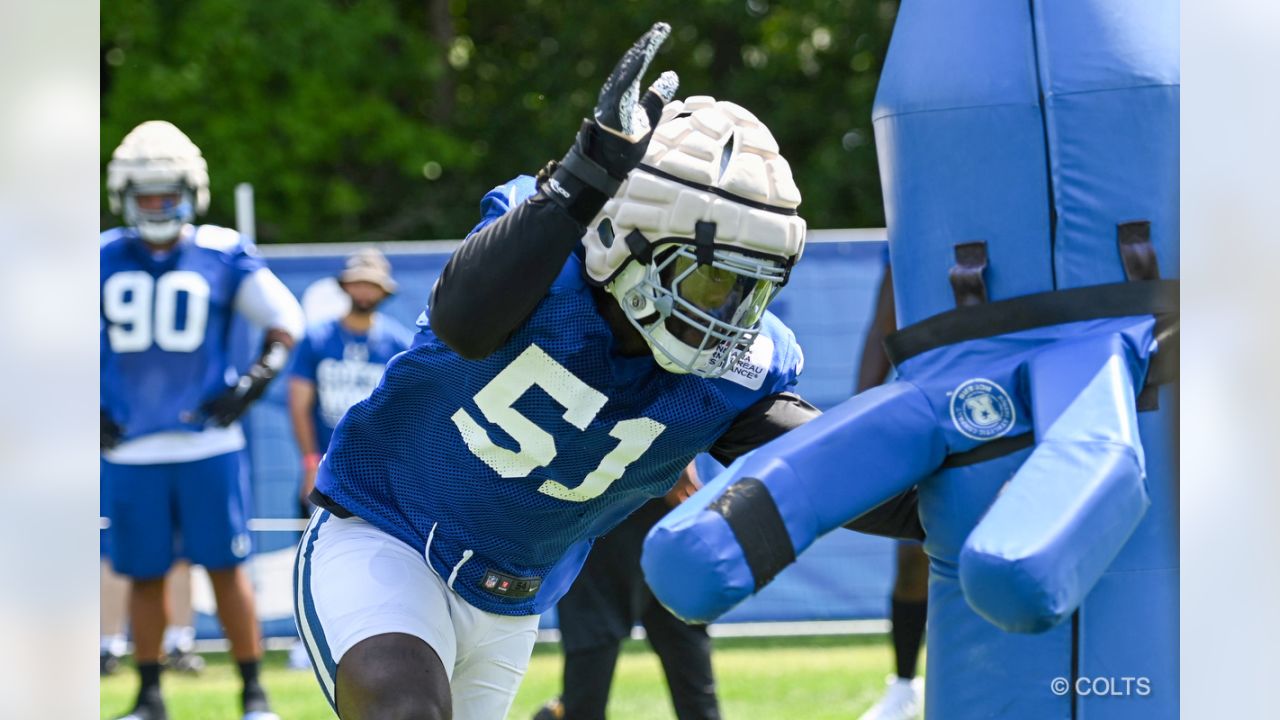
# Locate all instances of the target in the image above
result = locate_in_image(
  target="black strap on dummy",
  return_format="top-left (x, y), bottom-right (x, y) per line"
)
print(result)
top-left (948, 241), bottom-right (990, 307)
top-left (708, 477), bottom-right (795, 591)
top-left (1117, 221), bottom-right (1161, 282)
top-left (942, 432), bottom-right (1036, 468)
top-left (884, 279), bottom-right (1179, 365)
top-left (1116, 221), bottom-right (1168, 410)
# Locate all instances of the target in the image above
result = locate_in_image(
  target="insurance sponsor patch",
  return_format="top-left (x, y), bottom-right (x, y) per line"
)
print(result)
top-left (718, 334), bottom-right (774, 391)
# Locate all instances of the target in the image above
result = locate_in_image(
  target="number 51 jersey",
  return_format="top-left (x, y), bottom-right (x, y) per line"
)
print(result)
top-left (101, 225), bottom-right (264, 440)
top-left (316, 181), bottom-right (806, 617)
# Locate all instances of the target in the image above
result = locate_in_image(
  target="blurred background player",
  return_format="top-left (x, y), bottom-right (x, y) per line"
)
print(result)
top-left (102, 481), bottom-right (202, 677)
top-left (285, 247), bottom-right (411, 669)
top-left (105, 436), bottom-right (202, 679)
top-left (100, 120), bottom-right (304, 720)
top-left (100, 559), bottom-right (203, 676)
top-left (533, 463), bottom-right (721, 720)
top-left (100, 536), bottom-right (129, 675)
top-left (852, 263), bottom-right (927, 720)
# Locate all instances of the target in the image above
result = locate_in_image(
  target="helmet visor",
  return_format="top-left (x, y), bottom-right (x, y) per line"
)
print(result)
top-left (657, 246), bottom-right (784, 347)
top-left (126, 184), bottom-right (191, 222)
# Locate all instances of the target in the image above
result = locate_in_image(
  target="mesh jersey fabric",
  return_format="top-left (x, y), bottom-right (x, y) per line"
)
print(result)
top-left (316, 177), bottom-right (803, 616)
top-left (100, 224), bottom-right (265, 440)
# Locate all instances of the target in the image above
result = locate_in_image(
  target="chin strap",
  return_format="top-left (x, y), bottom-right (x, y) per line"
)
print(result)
top-left (623, 229), bottom-right (654, 265)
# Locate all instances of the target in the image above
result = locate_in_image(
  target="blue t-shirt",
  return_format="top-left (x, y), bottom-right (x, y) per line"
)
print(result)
top-left (316, 177), bottom-right (805, 615)
top-left (289, 315), bottom-right (412, 451)
top-left (100, 225), bottom-right (264, 439)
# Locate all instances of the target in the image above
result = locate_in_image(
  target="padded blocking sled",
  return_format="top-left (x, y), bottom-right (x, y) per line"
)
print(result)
top-left (642, 2), bottom-right (1178, 718)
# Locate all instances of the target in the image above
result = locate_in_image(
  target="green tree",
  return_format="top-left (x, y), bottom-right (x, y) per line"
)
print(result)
top-left (102, 0), bottom-right (898, 243)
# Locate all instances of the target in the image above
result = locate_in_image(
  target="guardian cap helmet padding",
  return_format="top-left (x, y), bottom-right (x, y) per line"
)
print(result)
top-left (107, 121), bottom-right (210, 244)
top-left (581, 96), bottom-right (806, 378)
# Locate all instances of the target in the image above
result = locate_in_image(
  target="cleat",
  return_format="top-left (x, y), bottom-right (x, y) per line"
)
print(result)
top-left (162, 647), bottom-right (205, 674)
top-left (858, 675), bottom-right (924, 720)
top-left (531, 696), bottom-right (564, 720)
top-left (243, 686), bottom-right (279, 720)
top-left (101, 650), bottom-right (123, 677)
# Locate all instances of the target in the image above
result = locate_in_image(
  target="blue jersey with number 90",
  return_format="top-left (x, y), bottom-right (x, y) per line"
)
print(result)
top-left (100, 225), bottom-right (264, 440)
top-left (315, 178), bottom-right (804, 615)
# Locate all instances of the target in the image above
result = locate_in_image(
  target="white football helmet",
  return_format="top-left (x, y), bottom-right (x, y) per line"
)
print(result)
top-left (581, 96), bottom-right (806, 378)
top-left (106, 121), bottom-right (210, 244)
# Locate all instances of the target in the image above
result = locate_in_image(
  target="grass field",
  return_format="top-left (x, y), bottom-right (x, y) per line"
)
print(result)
top-left (101, 634), bottom-right (922, 719)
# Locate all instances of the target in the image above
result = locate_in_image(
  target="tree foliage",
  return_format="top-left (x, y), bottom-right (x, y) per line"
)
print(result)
top-left (102, 0), bottom-right (899, 243)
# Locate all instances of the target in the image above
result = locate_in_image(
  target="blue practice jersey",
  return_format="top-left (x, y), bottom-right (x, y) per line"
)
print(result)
top-left (101, 225), bottom-right (264, 440)
top-left (316, 178), bottom-right (805, 615)
top-left (289, 315), bottom-right (412, 451)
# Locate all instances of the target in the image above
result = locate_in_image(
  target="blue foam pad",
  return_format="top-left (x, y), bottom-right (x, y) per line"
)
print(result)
top-left (642, 381), bottom-right (946, 622)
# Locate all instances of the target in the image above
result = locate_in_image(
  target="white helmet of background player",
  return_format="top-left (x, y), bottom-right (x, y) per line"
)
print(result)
top-left (106, 121), bottom-right (210, 244)
top-left (581, 96), bottom-right (806, 378)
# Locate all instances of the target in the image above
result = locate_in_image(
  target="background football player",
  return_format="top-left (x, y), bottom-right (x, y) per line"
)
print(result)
top-left (532, 462), bottom-right (722, 720)
top-left (288, 247), bottom-right (411, 513)
top-left (285, 247), bottom-right (411, 670)
top-left (292, 23), bottom-right (922, 720)
top-left (853, 262), bottom-right (927, 720)
top-left (100, 121), bottom-right (304, 720)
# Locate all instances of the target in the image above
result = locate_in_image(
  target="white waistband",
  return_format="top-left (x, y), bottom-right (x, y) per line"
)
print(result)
top-left (102, 425), bottom-right (245, 464)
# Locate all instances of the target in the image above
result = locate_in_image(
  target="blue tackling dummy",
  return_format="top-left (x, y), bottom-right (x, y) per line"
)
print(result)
top-left (642, 3), bottom-right (1179, 718)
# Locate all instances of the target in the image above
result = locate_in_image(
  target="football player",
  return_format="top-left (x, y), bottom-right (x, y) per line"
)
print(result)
top-left (101, 120), bottom-right (304, 720)
top-left (293, 23), bottom-right (922, 720)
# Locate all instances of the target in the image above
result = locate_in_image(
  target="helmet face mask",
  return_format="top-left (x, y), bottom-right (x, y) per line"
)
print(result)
top-left (123, 183), bottom-right (196, 244)
top-left (610, 238), bottom-right (790, 378)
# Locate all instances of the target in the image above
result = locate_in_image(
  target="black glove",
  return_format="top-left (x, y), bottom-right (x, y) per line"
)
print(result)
top-left (541, 21), bottom-right (680, 224)
top-left (101, 408), bottom-right (123, 451)
top-left (199, 340), bottom-right (289, 427)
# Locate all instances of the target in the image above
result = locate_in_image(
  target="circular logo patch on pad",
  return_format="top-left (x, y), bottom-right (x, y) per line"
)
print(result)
top-left (950, 378), bottom-right (1015, 441)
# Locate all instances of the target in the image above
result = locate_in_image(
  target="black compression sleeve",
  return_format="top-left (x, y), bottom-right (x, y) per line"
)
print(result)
top-left (428, 189), bottom-right (605, 359)
top-left (710, 392), bottom-right (924, 541)
top-left (708, 392), bottom-right (820, 467)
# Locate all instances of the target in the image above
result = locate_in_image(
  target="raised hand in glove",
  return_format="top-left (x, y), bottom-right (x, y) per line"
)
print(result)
top-left (199, 332), bottom-right (291, 427)
top-left (101, 408), bottom-right (123, 451)
top-left (542, 21), bottom-right (680, 224)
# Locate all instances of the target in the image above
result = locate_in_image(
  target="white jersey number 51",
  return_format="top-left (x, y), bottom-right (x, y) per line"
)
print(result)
top-left (451, 344), bottom-right (665, 502)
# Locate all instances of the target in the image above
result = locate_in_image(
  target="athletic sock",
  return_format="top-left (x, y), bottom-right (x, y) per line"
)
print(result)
top-left (129, 663), bottom-right (166, 719)
top-left (891, 597), bottom-right (928, 680)
top-left (137, 662), bottom-right (162, 695)
top-left (238, 660), bottom-right (270, 712)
